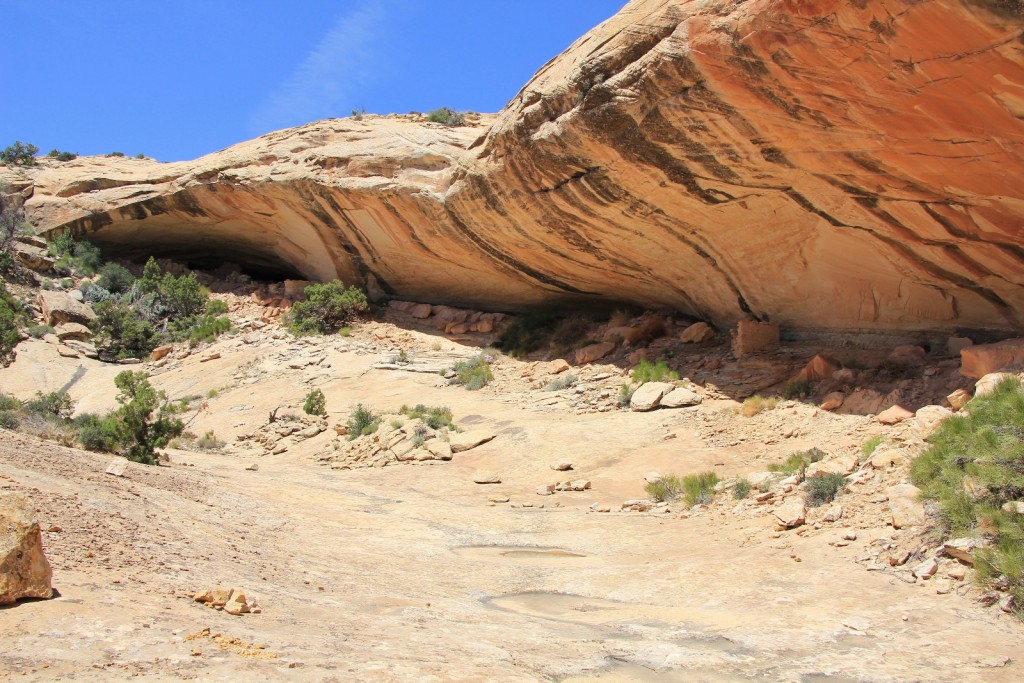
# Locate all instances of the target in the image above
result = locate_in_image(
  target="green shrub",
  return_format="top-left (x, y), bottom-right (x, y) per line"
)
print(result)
top-left (346, 403), bottom-right (379, 440)
top-left (543, 374), bottom-right (578, 392)
top-left (1, 141), bottom-right (38, 166)
top-left (26, 324), bottom-right (54, 338)
top-left (0, 281), bottom-right (22, 366)
top-left (452, 353), bottom-right (494, 390)
top-left (74, 413), bottom-right (122, 452)
top-left (768, 448), bottom-right (826, 476)
top-left (71, 241), bottom-right (103, 275)
top-left (158, 272), bottom-right (207, 318)
top-left (784, 379), bottom-right (811, 400)
top-left (92, 300), bottom-right (158, 359)
top-left (805, 473), bottom-right (845, 507)
top-left (287, 280), bottom-right (368, 335)
top-left (48, 231), bottom-right (75, 258)
top-left (617, 382), bottom-right (635, 408)
top-left (170, 314), bottom-right (232, 346)
top-left (110, 370), bottom-right (183, 464)
top-left (97, 262), bottom-right (136, 294)
top-left (206, 388), bottom-right (218, 399)
top-left (24, 391), bottom-right (75, 420)
top-left (0, 394), bottom-right (21, 411)
top-left (106, 151), bottom-right (125, 157)
top-left (733, 479), bottom-right (752, 500)
top-left (196, 430), bottom-right (224, 450)
top-left (47, 149), bottom-right (77, 162)
top-left (497, 310), bottom-right (560, 358)
top-left (682, 471), bottom-right (720, 506)
top-left (0, 411), bottom-right (19, 429)
top-left (303, 389), bottom-right (327, 416)
top-left (400, 403), bottom-right (453, 430)
top-left (910, 377), bottom-right (1024, 612)
top-left (632, 359), bottom-right (679, 384)
top-left (205, 299), bottom-right (229, 316)
top-left (862, 435), bottom-right (885, 457)
top-left (739, 394), bottom-right (780, 417)
top-left (645, 475), bottom-right (684, 503)
top-left (427, 107), bottom-right (466, 126)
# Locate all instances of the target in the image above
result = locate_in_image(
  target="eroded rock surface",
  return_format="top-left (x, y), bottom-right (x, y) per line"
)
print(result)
top-left (0, 494), bottom-right (53, 605)
top-left (3, 0), bottom-right (1024, 334)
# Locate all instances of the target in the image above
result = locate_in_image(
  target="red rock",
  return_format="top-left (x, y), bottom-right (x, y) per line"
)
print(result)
top-left (877, 405), bottom-right (914, 425)
top-left (961, 339), bottom-right (1024, 379)
top-left (732, 321), bottom-right (779, 358)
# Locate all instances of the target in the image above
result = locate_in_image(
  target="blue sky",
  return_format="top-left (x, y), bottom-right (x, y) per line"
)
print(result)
top-left (2, 1), bottom-right (625, 161)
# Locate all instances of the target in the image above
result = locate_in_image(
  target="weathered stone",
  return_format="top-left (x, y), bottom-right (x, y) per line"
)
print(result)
top-left (105, 459), bottom-right (128, 477)
top-left (473, 473), bottom-right (501, 485)
top-left (575, 341), bottom-right (615, 365)
top-left (53, 322), bottom-right (92, 341)
top-left (915, 405), bottom-right (952, 438)
top-left (820, 392), bottom-right (845, 411)
top-left (793, 354), bottom-right (840, 383)
top-left (536, 484), bottom-right (556, 496)
top-left (629, 381), bottom-right (674, 412)
top-left (947, 389), bottom-right (971, 411)
top-left (546, 359), bottom-right (571, 375)
top-left (569, 480), bottom-right (592, 491)
top-left (37, 290), bottom-right (95, 326)
top-left (822, 505), bottom-right (843, 523)
top-left (424, 439), bottom-right (452, 461)
top-left (975, 372), bottom-right (1016, 397)
top-left (868, 447), bottom-right (904, 470)
top-left (732, 321), bottom-right (779, 358)
top-left (409, 303), bottom-right (432, 319)
top-left (1002, 500), bottom-right (1024, 515)
top-left (223, 588), bottom-right (251, 615)
top-left (680, 322), bottom-right (714, 344)
top-left (0, 494), bottom-right (53, 605)
top-left (450, 431), bottom-right (496, 453)
top-left (943, 538), bottom-right (983, 565)
top-left (911, 557), bottom-right (938, 580)
top-left (961, 339), bottom-right (1024, 379)
top-left (550, 460), bottom-right (573, 472)
top-left (660, 387), bottom-right (702, 408)
top-left (774, 499), bottom-right (806, 528)
top-left (888, 484), bottom-right (926, 529)
top-left (947, 336), bottom-right (973, 356)
top-left (876, 405), bottom-right (914, 425)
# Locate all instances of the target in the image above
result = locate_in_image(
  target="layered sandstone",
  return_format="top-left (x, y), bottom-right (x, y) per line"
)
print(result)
top-left (3, 0), bottom-right (1023, 334)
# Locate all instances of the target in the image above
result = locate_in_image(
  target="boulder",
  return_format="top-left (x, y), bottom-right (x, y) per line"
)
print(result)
top-left (876, 405), bottom-right (914, 425)
top-left (473, 473), bottom-right (501, 485)
top-left (660, 387), bottom-right (702, 408)
top-left (840, 389), bottom-right (885, 415)
top-left (774, 499), bottom-right (806, 528)
top-left (223, 588), bottom-right (251, 615)
top-left (150, 345), bottom-right (174, 362)
top-left (975, 372), bottom-right (1016, 397)
top-left (915, 405), bottom-right (952, 438)
top-left (961, 339), bottom-right (1024, 379)
top-left (450, 431), bottom-right (496, 453)
top-left (546, 359), bottom-right (571, 375)
top-left (888, 484), bottom-right (926, 529)
top-left (105, 459), bottom-right (129, 477)
top-left (575, 341), bottom-right (615, 365)
top-left (911, 557), bottom-right (938, 580)
top-left (0, 494), bottom-right (53, 605)
top-left (409, 303), bottom-right (432, 319)
top-left (868, 446), bottom-right (905, 470)
top-left (680, 322), bottom-right (714, 344)
top-left (424, 439), bottom-right (452, 461)
top-left (536, 484), bottom-right (556, 496)
top-left (37, 290), bottom-right (95, 326)
top-left (793, 354), bottom-right (841, 383)
top-left (53, 322), bottom-right (92, 341)
top-left (820, 391), bottom-right (845, 411)
top-left (629, 382), bottom-right (675, 412)
top-left (946, 389), bottom-right (971, 411)
top-left (942, 538), bottom-right (983, 565)
top-left (550, 460), bottom-right (573, 471)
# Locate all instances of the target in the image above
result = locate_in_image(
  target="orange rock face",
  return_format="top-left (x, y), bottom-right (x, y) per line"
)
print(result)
top-left (4, 0), bottom-right (1024, 334)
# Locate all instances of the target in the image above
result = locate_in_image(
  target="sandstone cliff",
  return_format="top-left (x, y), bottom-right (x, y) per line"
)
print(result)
top-left (3, 0), bottom-right (1023, 334)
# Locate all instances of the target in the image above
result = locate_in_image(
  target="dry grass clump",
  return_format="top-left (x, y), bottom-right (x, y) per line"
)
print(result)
top-left (738, 394), bottom-right (780, 417)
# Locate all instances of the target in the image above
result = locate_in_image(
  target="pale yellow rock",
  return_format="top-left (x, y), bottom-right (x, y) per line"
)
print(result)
top-left (888, 484), bottom-right (926, 530)
top-left (0, 494), bottom-right (53, 605)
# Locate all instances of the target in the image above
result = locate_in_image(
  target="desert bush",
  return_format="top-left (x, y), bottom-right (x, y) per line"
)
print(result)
top-left (47, 149), bottom-right (77, 162)
top-left (24, 391), bottom-right (75, 420)
top-left (543, 374), bottom-right (578, 392)
top-left (427, 107), bottom-right (466, 126)
top-left (862, 435), bottom-right (885, 457)
top-left (196, 430), bottom-right (225, 450)
top-left (0, 281), bottom-right (24, 366)
top-left (497, 309), bottom-right (559, 358)
top-left (631, 359), bottom-right (679, 384)
top-left (910, 377), bottom-right (1024, 612)
top-left (682, 471), bottom-right (720, 506)
top-left (783, 379), bottom-right (811, 400)
top-left (346, 403), bottom-right (379, 440)
top-left (645, 475), bottom-right (684, 503)
top-left (452, 353), bottom-right (494, 390)
top-left (549, 315), bottom-right (593, 353)
top-left (106, 151), bottom-right (125, 157)
top-left (71, 241), bottom-right (103, 274)
top-left (1, 141), bottom-right (38, 166)
top-left (617, 383), bottom-right (635, 408)
top-left (74, 413), bottom-right (122, 452)
top-left (768, 448), bottom-right (826, 476)
top-left (26, 324), bottom-right (53, 338)
top-left (92, 300), bottom-right (158, 359)
top-left (0, 411), bottom-right (18, 429)
top-left (109, 370), bottom-right (183, 464)
top-left (400, 403), bottom-right (454, 430)
top-left (287, 280), bottom-right (368, 335)
top-left (806, 473), bottom-right (845, 507)
top-left (97, 262), bottom-right (136, 294)
top-left (173, 314), bottom-right (232, 346)
top-left (303, 389), bottom-right (327, 416)
top-left (205, 299), bottom-right (229, 316)
top-left (739, 394), bottom-right (780, 417)
top-left (733, 479), bottom-right (752, 500)
top-left (0, 394), bottom-right (20, 411)
top-left (157, 271), bottom-right (207, 318)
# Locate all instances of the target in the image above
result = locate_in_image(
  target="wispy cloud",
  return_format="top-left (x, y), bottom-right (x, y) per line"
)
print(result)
top-left (248, 0), bottom-right (390, 135)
